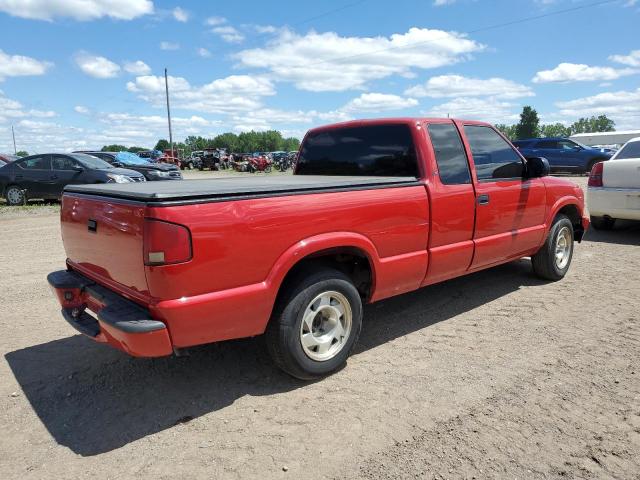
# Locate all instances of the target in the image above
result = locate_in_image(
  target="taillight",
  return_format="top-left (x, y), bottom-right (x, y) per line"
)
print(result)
top-left (588, 162), bottom-right (604, 187)
top-left (143, 219), bottom-right (192, 266)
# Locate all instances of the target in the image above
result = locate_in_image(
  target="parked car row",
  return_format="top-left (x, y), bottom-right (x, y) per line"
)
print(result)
top-left (0, 150), bottom-right (182, 206)
top-left (191, 149), bottom-right (298, 173)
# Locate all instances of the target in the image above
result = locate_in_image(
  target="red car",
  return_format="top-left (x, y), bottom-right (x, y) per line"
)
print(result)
top-left (48, 118), bottom-right (588, 379)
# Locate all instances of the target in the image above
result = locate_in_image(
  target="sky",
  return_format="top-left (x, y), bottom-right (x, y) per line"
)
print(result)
top-left (0, 0), bottom-right (638, 153)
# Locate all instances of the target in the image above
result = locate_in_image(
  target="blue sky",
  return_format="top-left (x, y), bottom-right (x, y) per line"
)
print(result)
top-left (0, 0), bottom-right (638, 153)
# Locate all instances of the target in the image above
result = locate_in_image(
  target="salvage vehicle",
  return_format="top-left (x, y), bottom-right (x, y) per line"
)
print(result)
top-left (513, 137), bottom-right (612, 174)
top-left (0, 153), bottom-right (19, 163)
top-left (587, 136), bottom-right (640, 229)
top-left (48, 118), bottom-right (588, 379)
top-left (1, 153), bottom-right (144, 206)
top-left (247, 153), bottom-right (272, 173)
top-left (76, 151), bottom-right (183, 181)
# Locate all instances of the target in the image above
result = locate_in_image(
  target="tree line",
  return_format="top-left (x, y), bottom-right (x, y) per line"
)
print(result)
top-left (99, 130), bottom-right (300, 155)
top-left (495, 106), bottom-right (615, 140)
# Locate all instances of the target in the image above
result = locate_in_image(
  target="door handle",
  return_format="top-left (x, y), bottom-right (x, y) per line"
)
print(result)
top-left (50, 175), bottom-right (58, 180)
top-left (15, 175), bottom-right (23, 179)
top-left (477, 194), bottom-right (490, 205)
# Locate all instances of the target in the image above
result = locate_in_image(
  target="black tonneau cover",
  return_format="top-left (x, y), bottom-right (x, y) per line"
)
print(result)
top-left (64, 175), bottom-right (419, 205)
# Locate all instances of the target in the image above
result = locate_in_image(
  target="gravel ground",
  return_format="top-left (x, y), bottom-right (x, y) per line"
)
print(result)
top-left (1, 176), bottom-right (639, 480)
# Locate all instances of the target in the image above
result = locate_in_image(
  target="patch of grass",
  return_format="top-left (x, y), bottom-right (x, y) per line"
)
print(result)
top-left (0, 202), bottom-right (60, 218)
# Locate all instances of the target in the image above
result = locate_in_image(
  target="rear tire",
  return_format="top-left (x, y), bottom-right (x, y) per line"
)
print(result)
top-left (590, 215), bottom-right (615, 230)
top-left (5, 185), bottom-right (26, 206)
top-left (532, 214), bottom-right (574, 281)
top-left (265, 267), bottom-right (363, 380)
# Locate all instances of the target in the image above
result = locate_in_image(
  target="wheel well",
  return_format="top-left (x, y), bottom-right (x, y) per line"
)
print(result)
top-left (278, 247), bottom-right (373, 302)
top-left (557, 204), bottom-right (584, 241)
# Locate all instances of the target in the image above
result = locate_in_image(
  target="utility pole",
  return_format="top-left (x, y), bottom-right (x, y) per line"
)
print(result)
top-left (11, 125), bottom-right (17, 154)
top-left (164, 68), bottom-right (174, 155)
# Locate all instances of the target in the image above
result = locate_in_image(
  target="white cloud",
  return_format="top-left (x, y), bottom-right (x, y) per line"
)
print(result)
top-left (197, 48), bottom-right (212, 58)
top-left (341, 93), bottom-right (418, 113)
top-left (406, 74), bottom-right (534, 99)
top-left (74, 52), bottom-right (120, 79)
top-left (212, 25), bottom-right (244, 43)
top-left (74, 105), bottom-right (90, 114)
top-left (205, 16), bottom-right (226, 26)
top-left (160, 41), bottom-right (180, 51)
top-left (433, 0), bottom-right (456, 5)
top-left (0, 91), bottom-right (56, 125)
top-left (553, 87), bottom-right (640, 130)
top-left (172, 6), bottom-right (188, 22)
top-left (127, 74), bottom-right (275, 114)
top-left (609, 49), bottom-right (640, 67)
top-left (532, 62), bottom-right (638, 83)
top-left (0, 0), bottom-right (153, 21)
top-left (426, 97), bottom-right (520, 125)
top-left (123, 60), bottom-right (151, 75)
top-left (235, 27), bottom-right (484, 92)
top-left (0, 50), bottom-right (52, 81)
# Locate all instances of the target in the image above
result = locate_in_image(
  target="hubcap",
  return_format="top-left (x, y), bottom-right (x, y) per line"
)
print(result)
top-left (554, 226), bottom-right (572, 270)
top-left (300, 291), bottom-right (352, 362)
top-left (6, 187), bottom-right (22, 204)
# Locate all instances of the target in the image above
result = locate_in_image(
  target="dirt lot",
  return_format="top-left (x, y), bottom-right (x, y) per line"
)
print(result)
top-left (1, 176), bottom-right (639, 479)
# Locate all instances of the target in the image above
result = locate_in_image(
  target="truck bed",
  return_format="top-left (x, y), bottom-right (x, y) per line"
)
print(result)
top-left (64, 175), bottom-right (419, 205)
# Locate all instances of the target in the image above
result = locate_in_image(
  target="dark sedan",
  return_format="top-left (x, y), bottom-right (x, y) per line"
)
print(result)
top-left (0, 153), bottom-right (145, 206)
top-left (76, 151), bottom-right (183, 181)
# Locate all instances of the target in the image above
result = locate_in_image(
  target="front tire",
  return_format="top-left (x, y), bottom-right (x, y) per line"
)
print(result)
top-left (5, 185), bottom-right (26, 206)
top-left (532, 214), bottom-right (574, 281)
top-left (265, 267), bottom-right (363, 380)
top-left (590, 215), bottom-right (615, 230)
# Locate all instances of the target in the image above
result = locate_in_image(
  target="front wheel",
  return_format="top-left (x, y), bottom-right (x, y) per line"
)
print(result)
top-left (531, 214), bottom-right (574, 281)
top-left (265, 268), bottom-right (363, 380)
top-left (5, 185), bottom-right (26, 206)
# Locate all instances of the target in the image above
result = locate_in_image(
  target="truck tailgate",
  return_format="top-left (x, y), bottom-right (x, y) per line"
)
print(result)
top-left (61, 194), bottom-right (149, 297)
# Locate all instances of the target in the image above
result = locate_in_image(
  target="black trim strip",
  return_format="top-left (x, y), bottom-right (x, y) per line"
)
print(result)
top-left (65, 180), bottom-right (423, 207)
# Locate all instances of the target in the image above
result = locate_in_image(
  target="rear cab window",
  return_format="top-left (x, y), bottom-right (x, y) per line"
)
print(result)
top-left (614, 141), bottom-right (640, 160)
top-left (296, 124), bottom-right (419, 177)
top-left (463, 125), bottom-right (525, 181)
top-left (427, 123), bottom-right (471, 185)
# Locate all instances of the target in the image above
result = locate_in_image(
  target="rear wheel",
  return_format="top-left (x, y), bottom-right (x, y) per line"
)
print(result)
top-left (590, 215), bottom-right (615, 230)
top-left (266, 267), bottom-right (362, 380)
top-left (532, 214), bottom-right (574, 281)
top-left (5, 185), bottom-right (26, 206)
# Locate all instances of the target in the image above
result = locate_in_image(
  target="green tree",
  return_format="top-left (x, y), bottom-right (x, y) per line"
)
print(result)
top-left (154, 139), bottom-right (170, 151)
top-left (282, 137), bottom-right (301, 151)
top-left (495, 124), bottom-right (517, 140)
top-left (569, 115), bottom-right (615, 134)
top-left (127, 146), bottom-right (147, 153)
top-left (16, 150), bottom-right (29, 157)
top-left (212, 132), bottom-right (239, 151)
top-left (515, 106), bottom-right (540, 140)
top-left (540, 123), bottom-right (571, 138)
top-left (101, 144), bottom-right (127, 152)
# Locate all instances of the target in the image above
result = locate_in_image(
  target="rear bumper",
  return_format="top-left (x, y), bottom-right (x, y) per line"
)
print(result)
top-left (47, 270), bottom-right (173, 357)
top-left (588, 187), bottom-right (640, 220)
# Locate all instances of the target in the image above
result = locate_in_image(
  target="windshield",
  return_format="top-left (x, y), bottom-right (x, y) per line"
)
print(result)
top-left (116, 151), bottom-right (151, 165)
top-left (71, 153), bottom-right (114, 170)
top-left (614, 141), bottom-right (640, 160)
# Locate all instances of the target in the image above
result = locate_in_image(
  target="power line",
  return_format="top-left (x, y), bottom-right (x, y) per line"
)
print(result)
top-left (281, 0), bottom-right (618, 70)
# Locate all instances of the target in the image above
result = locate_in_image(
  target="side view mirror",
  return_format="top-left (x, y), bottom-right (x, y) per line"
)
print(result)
top-left (526, 157), bottom-right (550, 178)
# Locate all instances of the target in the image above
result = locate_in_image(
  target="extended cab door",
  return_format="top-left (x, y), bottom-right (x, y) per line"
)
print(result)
top-left (420, 121), bottom-right (476, 286)
top-left (458, 122), bottom-right (546, 270)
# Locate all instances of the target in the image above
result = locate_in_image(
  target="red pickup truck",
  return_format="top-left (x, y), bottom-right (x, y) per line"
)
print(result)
top-left (48, 119), bottom-right (588, 379)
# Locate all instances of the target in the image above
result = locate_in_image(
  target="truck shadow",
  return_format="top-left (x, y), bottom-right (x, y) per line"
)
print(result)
top-left (5, 259), bottom-right (545, 456)
top-left (583, 220), bottom-right (640, 246)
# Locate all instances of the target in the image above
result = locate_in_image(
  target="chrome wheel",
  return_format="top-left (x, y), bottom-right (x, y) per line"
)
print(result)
top-left (300, 291), bottom-right (352, 362)
top-left (6, 186), bottom-right (24, 205)
top-left (554, 226), bottom-right (572, 270)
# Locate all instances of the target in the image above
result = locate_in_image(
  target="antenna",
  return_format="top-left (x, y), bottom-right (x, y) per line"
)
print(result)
top-left (164, 68), bottom-right (174, 155)
top-left (11, 125), bottom-right (17, 154)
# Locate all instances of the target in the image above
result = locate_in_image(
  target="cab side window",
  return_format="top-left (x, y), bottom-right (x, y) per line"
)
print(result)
top-left (464, 126), bottom-right (524, 181)
top-left (17, 156), bottom-right (50, 170)
top-left (52, 155), bottom-right (78, 170)
top-left (427, 123), bottom-right (471, 185)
